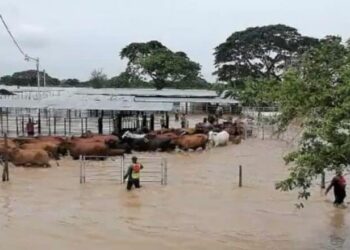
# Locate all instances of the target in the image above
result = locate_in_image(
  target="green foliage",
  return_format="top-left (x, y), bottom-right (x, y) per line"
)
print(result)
top-left (108, 72), bottom-right (151, 88)
top-left (89, 69), bottom-right (108, 89)
top-left (61, 78), bottom-right (82, 87)
top-left (120, 41), bottom-right (201, 89)
top-left (275, 36), bottom-right (350, 200)
top-left (214, 24), bottom-right (319, 84)
top-left (0, 70), bottom-right (60, 86)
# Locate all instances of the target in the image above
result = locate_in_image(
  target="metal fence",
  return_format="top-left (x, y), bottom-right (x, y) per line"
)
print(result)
top-left (79, 155), bottom-right (168, 185)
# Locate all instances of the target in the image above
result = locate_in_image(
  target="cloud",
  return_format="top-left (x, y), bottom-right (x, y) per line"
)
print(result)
top-left (17, 23), bottom-right (50, 49)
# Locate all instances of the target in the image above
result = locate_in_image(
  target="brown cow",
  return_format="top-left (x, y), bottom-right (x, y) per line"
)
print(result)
top-left (173, 134), bottom-right (208, 150)
top-left (20, 141), bottom-right (61, 160)
top-left (69, 141), bottom-right (124, 160)
top-left (9, 148), bottom-right (51, 167)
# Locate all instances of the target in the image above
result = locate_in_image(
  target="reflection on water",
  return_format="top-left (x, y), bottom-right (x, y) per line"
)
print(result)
top-left (0, 139), bottom-right (349, 250)
top-left (328, 209), bottom-right (347, 249)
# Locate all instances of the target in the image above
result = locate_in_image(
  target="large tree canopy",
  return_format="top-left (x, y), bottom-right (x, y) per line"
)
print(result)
top-left (274, 36), bottom-right (350, 202)
top-left (214, 24), bottom-right (319, 83)
top-left (0, 70), bottom-right (60, 86)
top-left (120, 41), bottom-right (202, 89)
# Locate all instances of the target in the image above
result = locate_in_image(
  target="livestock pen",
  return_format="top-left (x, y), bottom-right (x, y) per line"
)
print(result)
top-left (0, 86), bottom-right (239, 137)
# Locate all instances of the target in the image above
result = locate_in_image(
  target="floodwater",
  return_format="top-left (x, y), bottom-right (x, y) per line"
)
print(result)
top-left (0, 139), bottom-right (349, 250)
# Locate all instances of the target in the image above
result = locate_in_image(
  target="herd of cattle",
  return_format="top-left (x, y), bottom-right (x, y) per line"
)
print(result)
top-left (0, 118), bottom-right (250, 167)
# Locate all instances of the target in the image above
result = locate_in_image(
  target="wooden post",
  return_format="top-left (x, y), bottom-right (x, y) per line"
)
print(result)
top-left (21, 116), bottom-right (25, 136)
top-left (165, 112), bottom-right (169, 129)
top-left (0, 107), bottom-right (3, 134)
top-left (38, 109), bottom-right (41, 135)
top-left (117, 115), bottom-right (122, 134)
top-left (64, 118), bottom-right (67, 136)
top-left (238, 165), bottom-right (242, 187)
top-left (2, 133), bottom-right (9, 182)
top-left (48, 116), bottom-right (51, 135)
top-left (53, 116), bottom-right (57, 135)
top-left (15, 116), bottom-right (19, 136)
top-left (150, 114), bottom-right (155, 131)
top-left (68, 110), bottom-right (72, 135)
top-left (6, 108), bottom-right (9, 134)
top-left (81, 118), bottom-right (84, 135)
top-left (85, 117), bottom-right (88, 133)
top-left (321, 172), bottom-right (326, 189)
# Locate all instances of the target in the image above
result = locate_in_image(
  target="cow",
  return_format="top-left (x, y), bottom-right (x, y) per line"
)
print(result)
top-left (173, 134), bottom-right (208, 151)
top-left (122, 136), bottom-right (175, 152)
top-left (9, 148), bottom-right (51, 167)
top-left (20, 141), bottom-right (61, 160)
top-left (68, 141), bottom-right (125, 160)
top-left (208, 130), bottom-right (230, 147)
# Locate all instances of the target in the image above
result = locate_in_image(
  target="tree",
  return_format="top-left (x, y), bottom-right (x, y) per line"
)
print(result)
top-left (214, 24), bottom-right (319, 83)
top-left (61, 78), bottom-right (81, 87)
top-left (120, 41), bottom-right (201, 89)
top-left (275, 36), bottom-right (350, 202)
top-left (89, 69), bottom-right (108, 88)
top-left (0, 70), bottom-right (60, 86)
top-left (108, 72), bottom-right (151, 88)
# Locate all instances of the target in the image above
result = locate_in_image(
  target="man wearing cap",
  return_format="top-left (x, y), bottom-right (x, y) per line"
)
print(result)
top-left (123, 156), bottom-right (144, 191)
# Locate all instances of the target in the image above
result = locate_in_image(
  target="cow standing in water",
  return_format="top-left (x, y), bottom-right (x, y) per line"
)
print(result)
top-left (325, 170), bottom-right (347, 207)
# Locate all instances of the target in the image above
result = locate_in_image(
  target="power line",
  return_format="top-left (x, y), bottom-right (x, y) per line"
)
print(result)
top-left (0, 14), bottom-right (41, 89)
top-left (0, 14), bottom-right (26, 56)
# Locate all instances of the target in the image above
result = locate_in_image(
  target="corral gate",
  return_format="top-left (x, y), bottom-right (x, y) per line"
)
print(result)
top-left (80, 155), bottom-right (168, 185)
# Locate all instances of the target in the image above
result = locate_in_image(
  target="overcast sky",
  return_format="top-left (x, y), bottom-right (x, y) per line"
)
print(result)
top-left (1, 0), bottom-right (349, 82)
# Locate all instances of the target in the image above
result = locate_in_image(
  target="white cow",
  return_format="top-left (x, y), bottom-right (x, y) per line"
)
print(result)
top-left (122, 130), bottom-right (146, 139)
top-left (208, 130), bottom-right (230, 147)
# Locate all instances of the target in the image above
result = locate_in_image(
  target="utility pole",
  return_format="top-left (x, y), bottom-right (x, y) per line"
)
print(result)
top-left (43, 69), bottom-right (46, 87)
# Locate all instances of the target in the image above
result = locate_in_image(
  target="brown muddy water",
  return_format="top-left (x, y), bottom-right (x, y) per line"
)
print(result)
top-left (0, 139), bottom-right (349, 250)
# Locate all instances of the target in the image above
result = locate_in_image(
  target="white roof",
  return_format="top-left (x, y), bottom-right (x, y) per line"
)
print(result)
top-left (0, 86), bottom-right (238, 111)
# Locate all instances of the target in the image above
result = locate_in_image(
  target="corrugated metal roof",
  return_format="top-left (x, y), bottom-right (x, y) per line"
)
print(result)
top-left (0, 86), bottom-right (238, 111)
top-left (0, 85), bottom-right (217, 98)
top-left (0, 94), bottom-right (173, 111)
top-left (134, 97), bottom-right (239, 104)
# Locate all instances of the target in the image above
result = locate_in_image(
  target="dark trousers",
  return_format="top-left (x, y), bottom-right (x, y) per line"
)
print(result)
top-left (334, 190), bottom-right (346, 205)
top-left (127, 179), bottom-right (140, 190)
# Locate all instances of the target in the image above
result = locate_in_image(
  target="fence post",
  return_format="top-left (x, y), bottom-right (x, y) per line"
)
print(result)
top-left (6, 108), bottom-right (9, 134)
top-left (164, 159), bottom-right (168, 185)
top-left (15, 116), bottom-right (19, 136)
top-left (120, 156), bottom-right (124, 184)
top-left (121, 156), bottom-right (125, 184)
top-left (161, 159), bottom-right (164, 185)
top-left (81, 118), bottom-right (84, 135)
top-left (64, 118), bottom-right (67, 136)
top-left (21, 116), bottom-right (24, 136)
top-left (2, 133), bottom-right (9, 182)
top-left (0, 107), bottom-right (3, 134)
top-left (79, 155), bottom-right (83, 184)
top-left (238, 165), bottom-right (242, 187)
top-left (262, 124), bottom-right (265, 140)
top-left (53, 116), bottom-right (56, 135)
top-left (321, 172), bottom-right (326, 189)
top-left (38, 109), bottom-right (41, 135)
top-left (85, 117), bottom-right (88, 133)
top-left (48, 116), bottom-right (51, 135)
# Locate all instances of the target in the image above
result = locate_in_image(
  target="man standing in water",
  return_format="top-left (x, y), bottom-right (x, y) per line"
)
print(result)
top-left (325, 170), bottom-right (347, 207)
top-left (123, 156), bottom-right (144, 191)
